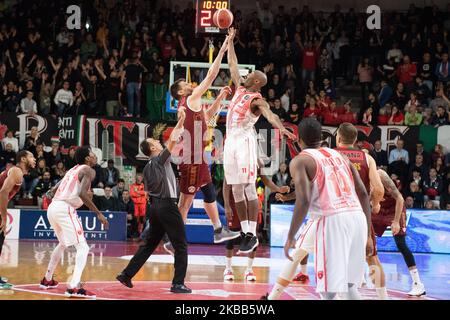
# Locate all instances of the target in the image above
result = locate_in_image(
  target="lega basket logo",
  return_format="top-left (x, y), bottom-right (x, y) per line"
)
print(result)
top-left (188, 186), bottom-right (196, 193)
top-left (78, 230), bottom-right (83, 235)
top-left (317, 271), bottom-right (324, 279)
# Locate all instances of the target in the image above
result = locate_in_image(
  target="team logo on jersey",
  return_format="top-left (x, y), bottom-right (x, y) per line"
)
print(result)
top-left (188, 186), bottom-right (196, 193)
top-left (243, 95), bottom-right (250, 100)
top-left (317, 271), bottom-right (324, 279)
top-left (78, 230), bottom-right (83, 235)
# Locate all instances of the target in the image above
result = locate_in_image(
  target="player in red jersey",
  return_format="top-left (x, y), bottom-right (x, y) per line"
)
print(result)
top-left (40, 146), bottom-right (109, 299)
top-left (225, 27), bottom-right (296, 254)
top-left (168, 35), bottom-right (240, 247)
top-left (375, 169), bottom-right (426, 296)
top-left (0, 151), bottom-right (36, 289)
top-left (222, 168), bottom-right (289, 282)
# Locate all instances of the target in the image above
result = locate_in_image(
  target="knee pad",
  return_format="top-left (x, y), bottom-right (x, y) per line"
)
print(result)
top-left (244, 184), bottom-right (258, 202)
top-left (232, 184), bottom-right (246, 203)
top-left (200, 183), bottom-right (217, 204)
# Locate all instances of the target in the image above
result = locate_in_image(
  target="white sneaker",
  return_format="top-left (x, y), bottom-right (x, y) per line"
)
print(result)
top-left (223, 269), bottom-right (234, 281)
top-left (407, 282), bottom-right (426, 297)
top-left (244, 270), bottom-right (256, 282)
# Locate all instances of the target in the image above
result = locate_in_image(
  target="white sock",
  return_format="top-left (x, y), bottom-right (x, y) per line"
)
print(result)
top-left (246, 257), bottom-right (254, 272)
top-left (213, 220), bottom-right (222, 230)
top-left (409, 268), bottom-right (421, 284)
top-left (343, 283), bottom-right (361, 300)
top-left (69, 242), bottom-right (89, 289)
top-left (240, 220), bottom-right (249, 234)
top-left (248, 221), bottom-right (257, 236)
top-left (376, 287), bottom-right (388, 300)
top-left (268, 283), bottom-right (286, 300)
top-left (226, 257), bottom-right (232, 270)
top-left (301, 263), bottom-right (307, 274)
top-left (45, 244), bottom-right (66, 281)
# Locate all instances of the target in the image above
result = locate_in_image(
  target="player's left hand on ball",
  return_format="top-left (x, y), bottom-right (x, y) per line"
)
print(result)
top-left (98, 214), bottom-right (109, 230)
top-left (284, 238), bottom-right (296, 261)
top-left (391, 221), bottom-right (400, 235)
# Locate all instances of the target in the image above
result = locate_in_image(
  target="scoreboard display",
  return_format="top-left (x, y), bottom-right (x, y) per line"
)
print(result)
top-left (195, 0), bottom-right (230, 34)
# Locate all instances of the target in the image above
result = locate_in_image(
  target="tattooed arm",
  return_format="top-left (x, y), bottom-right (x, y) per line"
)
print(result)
top-left (378, 169), bottom-right (404, 235)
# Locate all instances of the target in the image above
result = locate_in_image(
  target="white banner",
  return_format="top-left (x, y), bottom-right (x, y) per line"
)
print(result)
top-left (437, 126), bottom-right (450, 153)
top-left (5, 209), bottom-right (20, 240)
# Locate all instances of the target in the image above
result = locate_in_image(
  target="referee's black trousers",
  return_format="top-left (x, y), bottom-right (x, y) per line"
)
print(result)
top-left (122, 198), bottom-right (188, 285)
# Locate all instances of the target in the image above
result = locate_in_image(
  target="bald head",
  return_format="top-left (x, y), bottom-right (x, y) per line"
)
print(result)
top-left (243, 70), bottom-right (268, 90)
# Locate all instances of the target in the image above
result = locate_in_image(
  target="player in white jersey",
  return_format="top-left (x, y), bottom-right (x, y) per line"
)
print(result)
top-left (225, 28), bottom-right (296, 253)
top-left (40, 146), bottom-right (109, 299)
top-left (276, 118), bottom-right (372, 299)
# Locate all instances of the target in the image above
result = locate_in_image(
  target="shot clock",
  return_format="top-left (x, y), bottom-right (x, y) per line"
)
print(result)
top-left (195, 0), bottom-right (230, 34)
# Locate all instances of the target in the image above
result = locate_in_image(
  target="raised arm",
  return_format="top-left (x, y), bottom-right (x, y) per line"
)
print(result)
top-left (378, 169), bottom-right (404, 235)
top-left (167, 107), bottom-right (186, 153)
top-left (0, 167), bottom-right (22, 234)
top-left (205, 86), bottom-right (231, 122)
top-left (227, 28), bottom-right (242, 86)
top-left (253, 98), bottom-right (296, 140)
top-left (78, 167), bottom-right (109, 229)
top-left (190, 36), bottom-right (229, 100)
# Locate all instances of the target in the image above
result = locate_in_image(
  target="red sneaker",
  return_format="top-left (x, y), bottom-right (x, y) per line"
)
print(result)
top-left (65, 286), bottom-right (96, 299)
top-left (292, 272), bottom-right (309, 283)
top-left (39, 277), bottom-right (59, 289)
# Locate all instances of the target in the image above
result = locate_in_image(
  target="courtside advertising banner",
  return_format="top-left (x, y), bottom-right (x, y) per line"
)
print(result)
top-left (5, 209), bottom-right (21, 240)
top-left (270, 205), bottom-right (450, 254)
top-left (18, 210), bottom-right (127, 242)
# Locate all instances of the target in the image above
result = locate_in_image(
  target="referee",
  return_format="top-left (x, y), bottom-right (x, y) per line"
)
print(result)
top-left (116, 108), bottom-right (191, 294)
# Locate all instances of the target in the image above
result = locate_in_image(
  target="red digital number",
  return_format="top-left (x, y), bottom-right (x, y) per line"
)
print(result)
top-left (200, 10), bottom-right (212, 27)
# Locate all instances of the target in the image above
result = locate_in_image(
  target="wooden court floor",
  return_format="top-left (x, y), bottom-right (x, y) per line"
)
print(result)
top-left (0, 240), bottom-right (446, 300)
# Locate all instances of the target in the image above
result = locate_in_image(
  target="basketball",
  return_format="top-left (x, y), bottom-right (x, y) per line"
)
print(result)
top-left (213, 9), bottom-right (234, 29)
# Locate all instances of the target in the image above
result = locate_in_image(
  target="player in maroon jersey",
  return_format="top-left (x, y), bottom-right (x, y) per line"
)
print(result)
top-left (0, 150), bottom-right (36, 289)
top-left (335, 123), bottom-right (391, 299)
top-left (375, 169), bottom-right (426, 296)
top-left (168, 35), bottom-right (240, 248)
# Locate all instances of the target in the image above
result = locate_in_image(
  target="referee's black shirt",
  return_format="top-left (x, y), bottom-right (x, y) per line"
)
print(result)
top-left (143, 148), bottom-right (178, 199)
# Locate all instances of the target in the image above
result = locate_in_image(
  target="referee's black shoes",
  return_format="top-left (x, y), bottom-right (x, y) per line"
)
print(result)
top-left (170, 284), bottom-right (192, 294)
top-left (116, 273), bottom-right (133, 288)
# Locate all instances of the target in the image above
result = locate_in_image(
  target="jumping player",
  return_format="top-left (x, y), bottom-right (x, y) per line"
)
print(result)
top-left (168, 34), bottom-right (239, 245)
top-left (225, 27), bottom-right (296, 254)
top-left (222, 172), bottom-right (289, 282)
top-left (374, 169), bottom-right (426, 297)
top-left (278, 118), bottom-right (371, 300)
top-left (0, 151), bottom-right (36, 289)
top-left (40, 146), bottom-right (109, 298)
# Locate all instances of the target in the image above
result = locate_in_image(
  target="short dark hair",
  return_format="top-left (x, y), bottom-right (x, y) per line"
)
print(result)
top-left (140, 140), bottom-right (151, 157)
top-left (118, 178), bottom-right (125, 183)
top-left (16, 150), bottom-right (30, 164)
top-left (75, 146), bottom-right (91, 165)
top-left (170, 79), bottom-right (184, 100)
top-left (337, 123), bottom-right (358, 145)
top-left (298, 118), bottom-right (322, 147)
